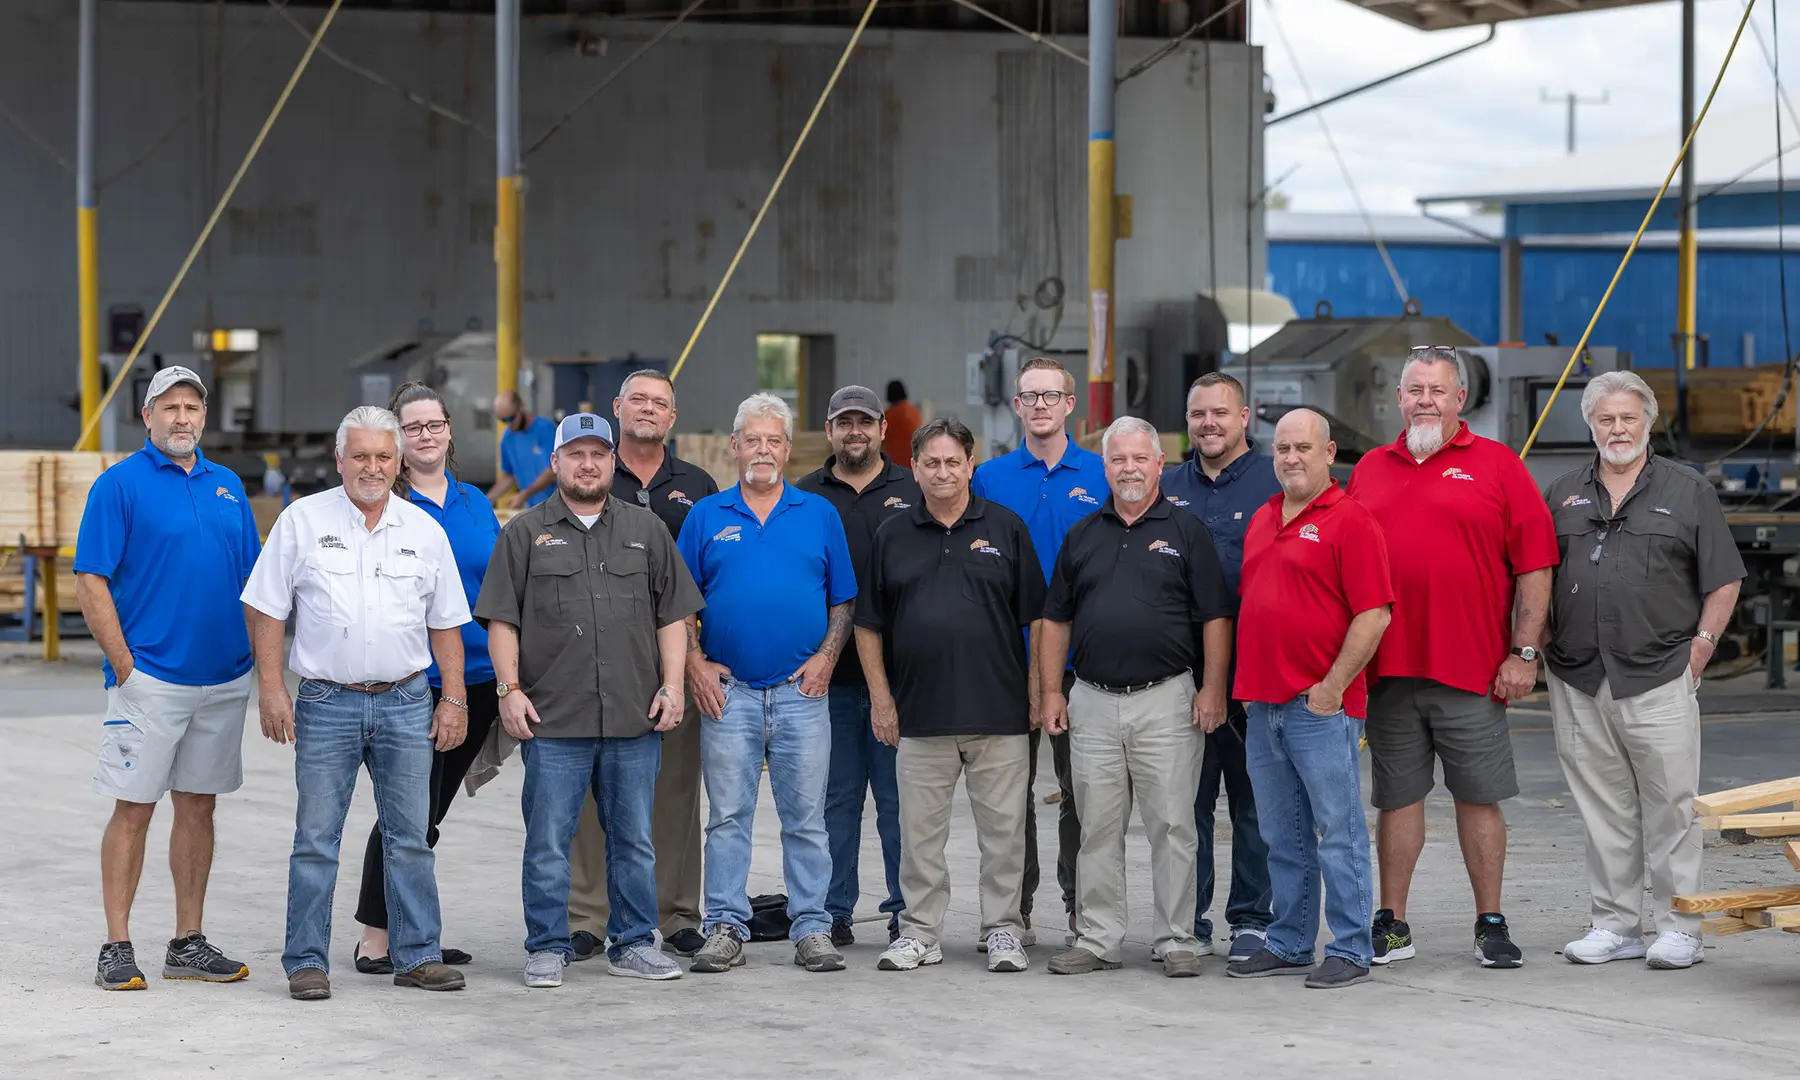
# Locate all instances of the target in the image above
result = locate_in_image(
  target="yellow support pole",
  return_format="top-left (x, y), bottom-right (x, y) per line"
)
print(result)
top-left (77, 209), bottom-right (100, 450)
top-left (1085, 0), bottom-right (1117, 429)
top-left (496, 177), bottom-right (522, 401)
top-left (1678, 226), bottom-right (1698, 369)
top-left (41, 556), bottom-right (60, 662)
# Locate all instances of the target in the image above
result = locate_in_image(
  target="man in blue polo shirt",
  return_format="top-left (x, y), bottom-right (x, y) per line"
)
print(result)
top-left (1162, 370), bottom-right (1280, 965)
top-left (677, 392), bottom-right (857, 976)
top-left (971, 356), bottom-right (1108, 944)
top-left (491, 391), bottom-right (556, 508)
top-left (76, 366), bottom-right (262, 992)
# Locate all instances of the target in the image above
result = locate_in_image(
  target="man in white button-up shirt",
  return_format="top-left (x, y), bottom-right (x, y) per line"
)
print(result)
top-left (242, 406), bottom-right (472, 1002)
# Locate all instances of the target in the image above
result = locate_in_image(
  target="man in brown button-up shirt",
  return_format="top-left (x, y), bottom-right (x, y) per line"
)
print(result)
top-left (1541, 372), bottom-right (1744, 972)
top-left (474, 413), bottom-right (704, 988)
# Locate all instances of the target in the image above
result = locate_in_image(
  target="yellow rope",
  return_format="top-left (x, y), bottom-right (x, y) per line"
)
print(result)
top-left (668, 0), bottom-right (881, 382)
top-left (72, 0), bottom-right (347, 451)
top-left (1519, 0), bottom-right (1757, 460)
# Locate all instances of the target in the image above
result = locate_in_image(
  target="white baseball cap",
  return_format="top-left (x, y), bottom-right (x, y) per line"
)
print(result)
top-left (144, 366), bottom-right (207, 406)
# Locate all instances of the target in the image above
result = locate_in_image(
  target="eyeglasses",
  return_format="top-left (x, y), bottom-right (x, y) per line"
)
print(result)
top-left (401, 420), bottom-right (449, 437)
top-left (1018, 390), bottom-right (1068, 407)
top-left (1589, 528), bottom-right (1608, 565)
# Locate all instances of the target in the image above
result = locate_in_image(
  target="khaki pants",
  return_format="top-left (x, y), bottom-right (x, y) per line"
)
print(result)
top-left (1069, 672), bottom-right (1204, 960)
top-left (895, 734), bottom-right (1030, 947)
top-left (568, 697), bottom-right (704, 938)
top-left (1547, 670), bottom-right (1703, 937)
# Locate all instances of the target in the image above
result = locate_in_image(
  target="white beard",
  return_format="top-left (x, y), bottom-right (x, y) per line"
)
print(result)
top-left (1597, 434), bottom-right (1648, 467)
top-left (1405, 421), bottom-right (1446, 460)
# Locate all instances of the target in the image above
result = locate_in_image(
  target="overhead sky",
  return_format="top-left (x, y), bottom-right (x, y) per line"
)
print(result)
top-left (1260, 0), bottom-right (1795, 214)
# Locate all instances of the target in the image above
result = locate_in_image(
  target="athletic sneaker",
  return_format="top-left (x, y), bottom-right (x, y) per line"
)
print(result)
top-left (977, 916), bottom-right (1037, 952)
top-left (1646, 930), bottom-right (1705, 970)
top-left (1304, 956), bottom-right (1371, 989)
top-left (664, 928), bottom-right (707, 957)
top-left (689, 927), bottom-right (747, 973)
top-left (830, 918), bottom-right (856, 948)
top-left (794, 932), bottom-right (846, 972)
top-left (1047, 947), bottom-right (1122, 975)
top-left (163, 932), bottom-right (248, 982)
top-left (1475, 913), bottom-right (1523, 969)
top-left (986, 930), bottom-right (1028, 973)
top-left (523, 951), bottom-right (567, 988)
top-left (608, 940), bottom-right (683, 981)
top-left (95, 940), bottom-right (146, 991)
top-left (569, 930), bottom-right (603, 962)
top-left (1563, 926), bottom-right (1648, 965)
top-left (878, 936), bottom-right (943, 971)
top-left (1371, 909), bottom-right (1415, 966)
top-left (1225, 948), bottom-right (1312, 979)
top-left (1226, 928), bottom-right (1264, 962)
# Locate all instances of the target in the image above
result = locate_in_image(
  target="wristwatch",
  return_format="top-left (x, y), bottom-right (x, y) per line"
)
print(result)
top-left (1510, 646), bottom-right (1539, 662)
top-left (1696, 629), bottom-right (1719, 645)
top-left (496, 682), bottom-right (516, 698)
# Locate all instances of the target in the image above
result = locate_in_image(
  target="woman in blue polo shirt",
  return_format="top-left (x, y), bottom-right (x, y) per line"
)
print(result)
top-left (351, 382), bottom-right (503, 973)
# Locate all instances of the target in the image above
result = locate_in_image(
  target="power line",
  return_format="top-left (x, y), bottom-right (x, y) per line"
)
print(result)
top-left (525, 0), bottom-right (708, 159)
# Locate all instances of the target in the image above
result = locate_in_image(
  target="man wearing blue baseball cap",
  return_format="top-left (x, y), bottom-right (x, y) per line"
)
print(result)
top-left (476, 413), bottom-right (705, 988)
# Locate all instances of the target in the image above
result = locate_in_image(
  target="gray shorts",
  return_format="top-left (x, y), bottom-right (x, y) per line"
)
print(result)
top-left (1365, 677), bottom-right (1517, 810)
top-left (93, 670), bottom-right (254, 803)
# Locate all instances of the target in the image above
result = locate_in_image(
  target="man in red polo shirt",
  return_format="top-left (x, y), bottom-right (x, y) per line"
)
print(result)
top-left (1347, 346), bottom-right (1557, 970)
top-left (1229, 408), bottom-right (1393, 990)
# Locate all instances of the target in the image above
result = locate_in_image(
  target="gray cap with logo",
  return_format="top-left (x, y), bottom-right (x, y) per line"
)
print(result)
top-left (144, 366), bottom-right (208, 407)
top-left (826, 385), bottom-right (884, 422)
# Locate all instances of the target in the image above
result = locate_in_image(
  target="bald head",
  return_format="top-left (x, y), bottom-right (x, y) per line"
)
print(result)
top-left (1272, 408), bottom-right (1335, 505)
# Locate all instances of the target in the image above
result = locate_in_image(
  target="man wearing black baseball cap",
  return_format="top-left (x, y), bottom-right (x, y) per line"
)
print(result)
top-left (797, 385), bottom-right (922, 946)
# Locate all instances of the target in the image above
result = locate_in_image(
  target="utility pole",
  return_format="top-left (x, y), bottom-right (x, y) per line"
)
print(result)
top-left (76, 0), bottom-right (100, 451)
top-left (1677, 0), bottom-right (1697, 372)
top-left (1087, 0), bottom-right (1117, 429)
top-left (495, 0), bottom-right (522, 406)
top-left (1538, 87), bottom-right (1608, 154)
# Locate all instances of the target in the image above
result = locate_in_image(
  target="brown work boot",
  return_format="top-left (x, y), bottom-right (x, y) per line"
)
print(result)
top-left (394, 961), bottom-right (466, 991)
top-left (1048, 946), bottom-right (1122, 975)
top-left (288, 968), bottom-right (331, 1001)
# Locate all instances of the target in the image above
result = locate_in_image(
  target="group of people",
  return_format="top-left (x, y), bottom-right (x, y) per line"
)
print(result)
top-left (77, 346), bottom-right (1743, 1000)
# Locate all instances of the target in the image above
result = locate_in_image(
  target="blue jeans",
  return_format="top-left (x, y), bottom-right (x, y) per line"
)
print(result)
top-left (824, 685), bottom-right (903, 925)
top-left (1245, 696), bottom-right (1374, 967)
top-left (1194, 711), bottom-right (1273, 939)
top-left (521, 733), bottom-right (662, 957)
top-left (284, 675), bottom-right (440, 976)
top-left (701, 679), bottom-right (832, 941)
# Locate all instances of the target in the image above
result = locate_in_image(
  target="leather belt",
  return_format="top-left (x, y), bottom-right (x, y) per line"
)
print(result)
top-left (1079, 673), bottom-right (1182, 696)
top-left (334, 672), bottom-right (422, 694)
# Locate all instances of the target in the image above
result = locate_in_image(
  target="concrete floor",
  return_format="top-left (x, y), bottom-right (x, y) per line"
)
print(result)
top-left (4, 642), bottom-right (1800, 1080)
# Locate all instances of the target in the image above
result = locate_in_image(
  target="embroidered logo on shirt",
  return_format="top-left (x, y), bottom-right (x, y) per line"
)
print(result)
top-left (1441, 467), bottom-right (1476, 482)
top-left (883, 496), bottom-right (912, 509)
top-left (1562, 494), bottom-right (1592, 507)
top-left (713, 525), bottom-right (743, 543)
top-left (667, 490), bottom-right (694, 506)
top-left (1067, 487), bottom-right (1101, 505)
top-left (214, 486), bottom-right (239, 502)
top-left (534, 533), bottom-right (569, 547)
top-left (1233, 511), bottom-right (1243, 520)
top-left (1169, 498), bottom-right (1190, 507)
top-left (968, 538), bottom-right (1003, 557)
top-left (398, 548), bottom-right (417, 558)
top-left (1148, 539), bottom-right (1181, 557)
top-left (628, 541), bottom-right (647, 550)
top-left (317, 534), bottom-right (346, 550)
top-left (1298, 523), bottom-right (1322, 543)
top-left (1653, 507), bottom-right (1673, 515)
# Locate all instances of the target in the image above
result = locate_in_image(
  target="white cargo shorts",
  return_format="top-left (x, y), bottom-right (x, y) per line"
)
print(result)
top-left (93, 669), bottom-right (254, 803)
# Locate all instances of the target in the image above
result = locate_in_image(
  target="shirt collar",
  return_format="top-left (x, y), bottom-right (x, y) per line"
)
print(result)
top-left (334, 485), bottom-right (406, 531)
top-left (909, 493), bottom-right (989, 527)
top-left (813, 453), bottom-right (904, 491)
top-left (1016, 434), bottom-right (1086, 474)
top-left (543, 490), bottom-right (613, 527)
top-left (1385, 420), bottom-right (1474, 459)
top-left (1261, 479), bottom-right (1345, 528)
top-left (720, 480), bottom-right (803, 512)
top-left (619, 445), bottom-right (675, 491)
top-left (1100, 493), bottom-right (1172, 523)
top-left (139, 438), bottom-right (212, 474)
top-left (1186, 437), bottom-right (1263, 487)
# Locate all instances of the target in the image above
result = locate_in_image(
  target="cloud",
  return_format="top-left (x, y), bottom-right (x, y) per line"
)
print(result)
top-left (1261, 0), bottom-right (1793, 213)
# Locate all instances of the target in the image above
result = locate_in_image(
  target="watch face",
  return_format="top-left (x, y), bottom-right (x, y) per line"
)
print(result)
top-left (1517, 647), bottom-right (1537, 661)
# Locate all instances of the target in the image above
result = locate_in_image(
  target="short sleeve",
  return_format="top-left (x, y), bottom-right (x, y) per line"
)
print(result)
top-left (853, 526), bottom-right (891, 633)
top-left (1501, 455), bottom-right (1560, 574)
top-left (73, 471), bottom-right (129, 578)
top-left (1013, 523), bottom-right (1046, 627)
top-left (423, 522), bottom-right (472, 630)
top-left (1340, 511), bottom-right (1397, 615)
top-left (240, 507), bottom-right (301, 619)
top-left (650, 525), bottom-right (705, 627)
top-left (821, 508), bottom-right (858, 606)
top-left (1693, 482), bottom-right (1748, 594)
top-left (1043, 534), bottom-right (1077, 623)
top-left (1183, 519), bottom-right (1232, 622)
top-left (473, 520), bottom-right (529, 630)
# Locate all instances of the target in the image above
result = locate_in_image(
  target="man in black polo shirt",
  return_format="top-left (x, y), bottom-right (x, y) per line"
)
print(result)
top-left (855, 417), bottom-right (1045, 974)
top-left (1038, 416), bottom-right (1233, 978)
top-left (797, 384), bottom-right (922, 946)
top-left (565, 368), bottom-right (720, 960)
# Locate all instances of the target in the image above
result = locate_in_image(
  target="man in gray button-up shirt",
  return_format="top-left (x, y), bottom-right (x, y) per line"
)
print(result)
top-left (1541, 372), bottom-right (1744, 972)
top-left (475, 413), bottom-right (704, 989)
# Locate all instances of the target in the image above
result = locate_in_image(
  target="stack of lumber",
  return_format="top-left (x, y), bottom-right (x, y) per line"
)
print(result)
top-left (1640, 366), bottom-right (1796, 439)
top-left (0, 555), bottom-right (78, 616)
top-left (0, 451), bottom-right (131, 549)
top-left (1076, 430), bottom-right (1187, 462)
top-left (1677, 776), bottom-right (1800, 935)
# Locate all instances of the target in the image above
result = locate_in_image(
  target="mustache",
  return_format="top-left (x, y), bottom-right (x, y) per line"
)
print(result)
top-left (750, 456), bottom-right (777, 467)
top-left (1116, 472), bottom-right (1147, 484)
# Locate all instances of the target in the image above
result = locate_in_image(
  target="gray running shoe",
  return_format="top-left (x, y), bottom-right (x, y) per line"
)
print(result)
top-left (163, 932), bottom-right (249, 982)
top-left (96, 941), bottom-right (146, 991)
top-left (793, 932), bottom-right (845, 972)
top-left (608, 940), bottom-right (683, 981)
top-left (986, 930), bottom-right (1028, 973)
top-left (523, 950), bottom-right (567, 988)
top-left (689, 927), bottom-right (746, 973)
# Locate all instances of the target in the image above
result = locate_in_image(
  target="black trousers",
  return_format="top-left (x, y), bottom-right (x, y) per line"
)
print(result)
top-left (354, 680), bottom-right (501, 929)
top-left (1021, 671), bottom-right (1081, 920)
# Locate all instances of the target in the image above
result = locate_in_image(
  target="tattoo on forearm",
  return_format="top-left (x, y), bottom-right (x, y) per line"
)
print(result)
top-left (686, 616), bottom-right (701, 652)
top-left (820, 601), bottom-right (854, 662)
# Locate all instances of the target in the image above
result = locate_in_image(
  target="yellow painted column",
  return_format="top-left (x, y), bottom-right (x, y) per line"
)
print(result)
top-left (496, 177), bottom-right (522, 399)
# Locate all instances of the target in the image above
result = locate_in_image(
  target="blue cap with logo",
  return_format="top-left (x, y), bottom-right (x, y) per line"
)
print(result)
top-left (553, 412), bottom-right (615, 451)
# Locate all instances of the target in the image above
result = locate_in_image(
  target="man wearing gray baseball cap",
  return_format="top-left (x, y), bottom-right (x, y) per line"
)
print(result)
top-left (76, 365), bottom-right (264, 991)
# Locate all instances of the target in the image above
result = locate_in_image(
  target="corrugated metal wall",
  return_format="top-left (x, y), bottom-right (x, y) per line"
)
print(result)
top-left (1270, 238), bottom-right (1800, 367)
top-left (0, 2), bottom-right (1262, 444)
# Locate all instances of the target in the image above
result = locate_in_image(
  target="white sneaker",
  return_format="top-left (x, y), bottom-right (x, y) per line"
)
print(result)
top-left (523, 950), bottom-right (567, 987)
top-left (876, 936), bottom-right (943, 971)
top-left (1646, 931), bottom-right (1705, 970)
top-left (986, 930), bottom-right (1028, 973)
top-left (1563, 927), bottom-right (1648, 965)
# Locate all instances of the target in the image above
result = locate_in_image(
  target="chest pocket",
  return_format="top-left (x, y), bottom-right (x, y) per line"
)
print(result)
top-left (1554, 513), bottom-right (1601, 564)
top-left (301, 549), bottom-right (359, 627)
top-left (529, 549), bottom-right (588, 627)
top-left (1620, 513), bottom-right (1688, 586)
top-left (606, 548), bottom-right (651, 621)
top-left (379, 553), bottom-right (430, 627)
top-left (959, 550), bottom-right (1013, 607)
